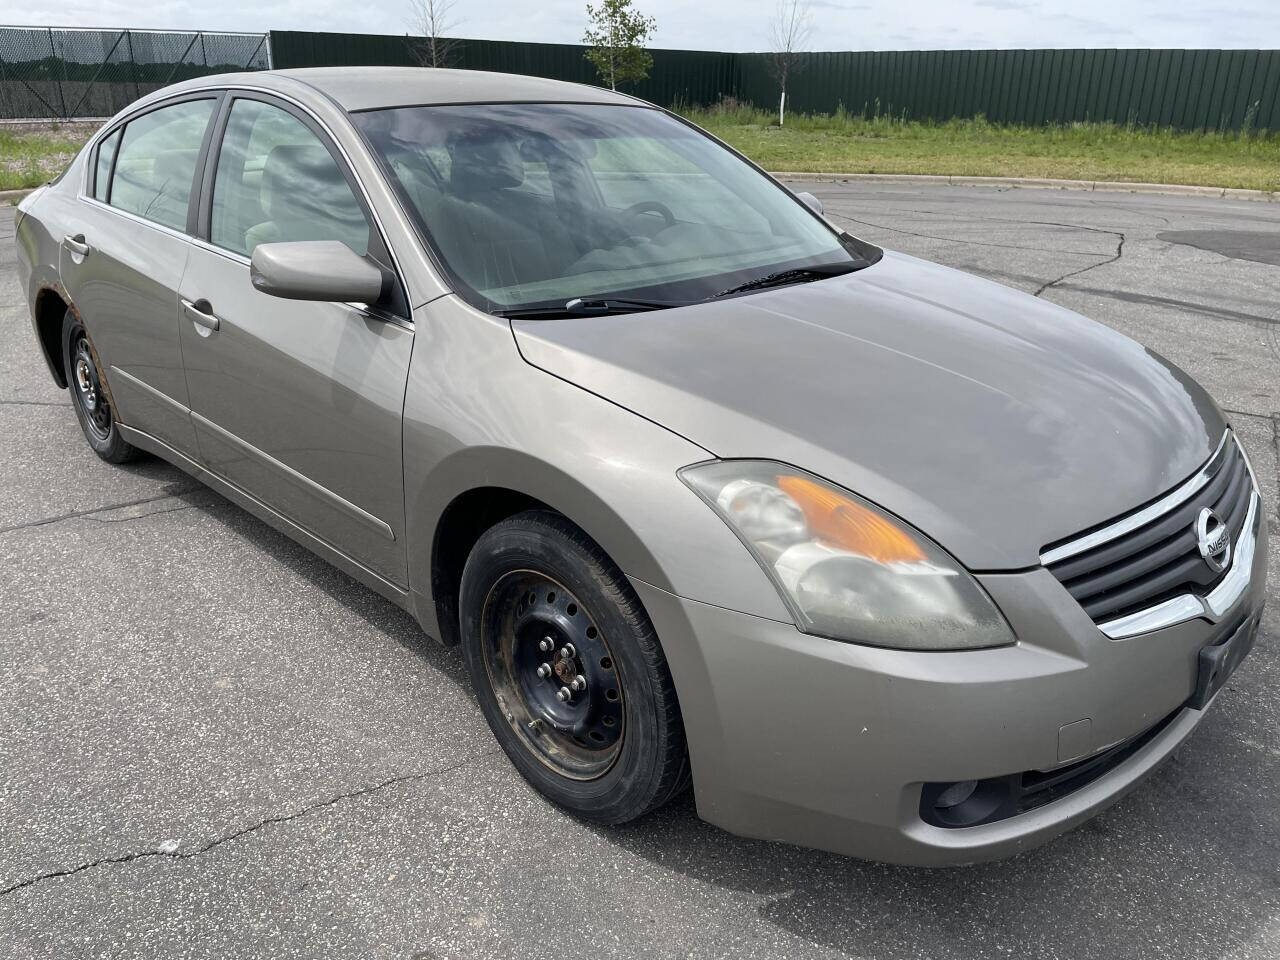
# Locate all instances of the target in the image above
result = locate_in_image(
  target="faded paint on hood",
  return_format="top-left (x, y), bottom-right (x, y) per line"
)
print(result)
top-left (512, 250), bottom-right (1224, 569)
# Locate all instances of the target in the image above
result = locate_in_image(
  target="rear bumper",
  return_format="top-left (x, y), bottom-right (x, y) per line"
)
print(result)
top-left (633, 502), bottom-right (1268, 866)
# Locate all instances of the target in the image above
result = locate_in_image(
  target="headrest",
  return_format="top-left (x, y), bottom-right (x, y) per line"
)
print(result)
top-left (260, 143), bottom-right (350, 222)
top-left (447, 130), bottom-right (525, 195)
top-left (152, 149), bottom-right (197, 198)
top-left (520, 133), bottom-right (597, 162)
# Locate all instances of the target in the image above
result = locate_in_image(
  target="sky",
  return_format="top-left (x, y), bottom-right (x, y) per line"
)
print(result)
top-left (9, 0), bottom-right (1280, 52)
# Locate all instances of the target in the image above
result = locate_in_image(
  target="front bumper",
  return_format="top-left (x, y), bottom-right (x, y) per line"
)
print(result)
top-left (633, 500), bottom-right (1268, 866)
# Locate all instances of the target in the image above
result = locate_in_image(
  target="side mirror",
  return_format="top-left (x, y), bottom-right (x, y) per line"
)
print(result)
top-left (796, 191), bottom-right (823, 216)
top-left (250, 241), bottom-right (388, 304)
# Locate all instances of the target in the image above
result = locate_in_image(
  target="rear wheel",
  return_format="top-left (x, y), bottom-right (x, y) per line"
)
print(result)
top-left (61, 310), bottom-right (138, 464)
top-left (460, 510), bottom-right (690, 824)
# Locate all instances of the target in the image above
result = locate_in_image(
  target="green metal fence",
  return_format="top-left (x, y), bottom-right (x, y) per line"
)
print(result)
top-left (736, 48), bottom-right (1280, 131)
top-left (0, 26), bottom-right (270, 120)
top-left (272, 31), bottom-right (1280, 133)
top-left (4, 24), bottom-right (1277, 133)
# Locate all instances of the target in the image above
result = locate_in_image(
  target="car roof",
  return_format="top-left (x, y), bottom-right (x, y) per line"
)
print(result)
top-left (163, 66), bottom-right (643, 113)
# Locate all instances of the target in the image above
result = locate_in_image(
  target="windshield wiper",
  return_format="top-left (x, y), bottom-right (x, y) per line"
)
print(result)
top-left (499, 296), bottom-right (692, 319)
top-left (498, 262), bottom-right (866, 319)
top-left (710, 260), bottom-right (865, 299)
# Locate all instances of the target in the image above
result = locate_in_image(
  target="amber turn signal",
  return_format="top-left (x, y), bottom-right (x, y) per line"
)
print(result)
top-left (776, 474), bottom-right (926, 564)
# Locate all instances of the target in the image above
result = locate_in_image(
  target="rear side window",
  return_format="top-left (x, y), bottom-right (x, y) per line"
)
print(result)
top-left (93, 128), bottom-right (121, 202)
top-left (110, 98), bottom-right (215, 232)
top-left (210, 98), bottom-right (370, 258)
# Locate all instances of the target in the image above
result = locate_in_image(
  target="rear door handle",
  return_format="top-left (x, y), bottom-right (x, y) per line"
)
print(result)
top-left (181, 297), bottom-right (220, 333)
top-left (63, 234), bottom-right (90, 257)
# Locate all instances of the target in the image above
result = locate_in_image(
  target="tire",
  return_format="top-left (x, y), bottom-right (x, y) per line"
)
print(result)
top-left (61, 309), bottom-right (138, 464)
top-left (460, 509), bottom-right (691, 824)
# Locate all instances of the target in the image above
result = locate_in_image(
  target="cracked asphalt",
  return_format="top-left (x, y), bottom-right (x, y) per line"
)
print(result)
top-left (2, 182), bottom-right (1280, 960)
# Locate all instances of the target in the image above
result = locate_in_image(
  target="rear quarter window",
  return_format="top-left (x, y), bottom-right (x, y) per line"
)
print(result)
top-left (93, 128), bottom-right (121, 202)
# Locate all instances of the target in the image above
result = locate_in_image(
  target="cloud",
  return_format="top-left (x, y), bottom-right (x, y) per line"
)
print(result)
top-left (5, 0), bottom-right (1279, 52)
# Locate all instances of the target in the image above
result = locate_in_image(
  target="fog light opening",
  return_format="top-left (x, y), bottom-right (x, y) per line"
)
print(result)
top-left (933, 779), bottom-right (978, 810)
top-left (920, 776), bottom-right (1016, 828)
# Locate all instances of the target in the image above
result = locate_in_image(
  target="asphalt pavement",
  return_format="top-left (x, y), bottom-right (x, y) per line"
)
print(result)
top-left (1, 182), bottom-right (1279, 960)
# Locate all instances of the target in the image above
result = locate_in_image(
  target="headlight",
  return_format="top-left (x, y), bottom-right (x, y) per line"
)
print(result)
top-left (680, 461), bottom-right (1014, 651)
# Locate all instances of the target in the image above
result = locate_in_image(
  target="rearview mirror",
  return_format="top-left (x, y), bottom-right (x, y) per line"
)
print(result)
top-left (250, 241), bottom-right (388, 304)
top-left (796, 191), bottom-right (823, 216)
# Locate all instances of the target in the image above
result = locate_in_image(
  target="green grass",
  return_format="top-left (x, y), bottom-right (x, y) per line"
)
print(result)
top-left (0, 124), bottom-right (95, 191)
top-left (681, 103), bottom-right (1280, 192)
top-left (3, 109), bottom-right (1279, 194)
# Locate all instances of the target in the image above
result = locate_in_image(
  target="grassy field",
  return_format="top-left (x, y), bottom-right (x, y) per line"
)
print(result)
top-left (683, 104), bottom-right (1280, 192)
top-left (0, 123), bottom-right (98, 192)
top-left (3, 110), bottom-right (1279, 193)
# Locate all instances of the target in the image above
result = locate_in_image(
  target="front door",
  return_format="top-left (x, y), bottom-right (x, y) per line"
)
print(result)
top-left (177, 94), bottom-right (413, 586)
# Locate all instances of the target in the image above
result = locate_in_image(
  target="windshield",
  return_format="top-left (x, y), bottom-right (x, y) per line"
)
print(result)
top-left (352, 102), bottom-right (872, 313)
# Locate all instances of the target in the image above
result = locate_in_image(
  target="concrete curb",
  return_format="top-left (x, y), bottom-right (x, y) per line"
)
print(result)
top-left (772, 171), bottom-right (1278, 202)
top-left (0, 188), bottom-right (36, 204)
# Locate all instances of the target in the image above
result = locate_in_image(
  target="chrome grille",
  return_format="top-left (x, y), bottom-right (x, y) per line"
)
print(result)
top-left (1042, 432), bottom-right (1256, 632)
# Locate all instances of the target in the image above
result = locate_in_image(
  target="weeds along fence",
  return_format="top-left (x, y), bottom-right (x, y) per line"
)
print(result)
top-left (0, 26), bottom-right (270, 120)
top-left (4, 24), bottom-right (1278, 133)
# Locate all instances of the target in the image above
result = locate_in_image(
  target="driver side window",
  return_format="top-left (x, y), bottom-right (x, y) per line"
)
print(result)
top-left (210, 98), bottom-right (371, 259)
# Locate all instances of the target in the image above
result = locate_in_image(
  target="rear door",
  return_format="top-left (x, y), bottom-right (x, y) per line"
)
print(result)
top-left (57, 94), bottom-right (220, 455)
top-left (177, 92), bottom-right (413, 586)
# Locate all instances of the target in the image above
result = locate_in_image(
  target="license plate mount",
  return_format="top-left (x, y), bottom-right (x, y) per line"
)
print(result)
top-left (1190, 615), bottom-right (1260, 710)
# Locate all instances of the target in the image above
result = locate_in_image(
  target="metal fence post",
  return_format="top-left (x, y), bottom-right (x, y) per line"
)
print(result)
top-left (49, 27), bottom-right (69, 119)
top-left (125, 29), bottom-right (138, 100)
top-left (67, 28), bottom-right (127, 119)
top-left (162, 32), bottom-right (202, 86)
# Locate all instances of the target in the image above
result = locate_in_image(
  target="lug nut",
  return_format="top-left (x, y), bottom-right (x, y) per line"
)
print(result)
top-left (571, 675), bottom-right (587, 692)
top-left (536, 663), bottom-right (552, 679)
top-left (539, 636), bottom-right (554, 652)
top-left (559, 644), bottom-right (576, 660)
top-left (556, 686), bottom-right (572, 702)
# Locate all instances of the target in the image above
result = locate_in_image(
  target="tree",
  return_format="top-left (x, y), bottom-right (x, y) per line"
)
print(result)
top-left (583, 0), bottom-right (656, 91)
top-left (407, 0), bottom-right (463, 68)
top-left (767, 0), bottom-right (812, 126)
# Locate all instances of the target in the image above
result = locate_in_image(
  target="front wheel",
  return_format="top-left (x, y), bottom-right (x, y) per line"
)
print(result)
top-left (460, 510), bottom-right (690, 824)
top-left (61, 310), bottom-right (137, 464)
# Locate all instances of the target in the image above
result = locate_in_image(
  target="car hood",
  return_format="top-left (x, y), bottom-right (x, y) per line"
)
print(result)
top-left (511, 250), bottom-right (1225, 569)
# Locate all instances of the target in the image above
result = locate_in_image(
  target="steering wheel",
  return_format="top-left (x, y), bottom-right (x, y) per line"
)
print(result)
top-left (623, 201), bottom-right (676, 230)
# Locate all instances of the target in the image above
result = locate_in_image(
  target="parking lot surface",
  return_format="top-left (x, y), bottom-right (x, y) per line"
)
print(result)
top-left (1, 182), bottom-right (1278, 960)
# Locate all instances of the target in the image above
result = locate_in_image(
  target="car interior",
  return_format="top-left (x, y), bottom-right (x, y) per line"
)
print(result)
top-left (367, 114), bottom-right (794, 306)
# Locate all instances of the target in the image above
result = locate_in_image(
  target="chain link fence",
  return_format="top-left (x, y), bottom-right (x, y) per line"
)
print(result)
top-left (0, 26), bottom-right (270, 120)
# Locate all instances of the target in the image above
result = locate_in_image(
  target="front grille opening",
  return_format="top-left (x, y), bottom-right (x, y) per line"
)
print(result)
top-left (920, 708), bottom-right (1181, 829)
top-left (1044, 437), bottom-right (1252, 626)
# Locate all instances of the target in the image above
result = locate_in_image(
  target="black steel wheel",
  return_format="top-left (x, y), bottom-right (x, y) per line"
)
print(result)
top-left (480, 570), bottom-right (625, 780)
top-left (61, 309), bottom-right (138, 464)
top-left (72, 331), bottom-right (111, 440)
top-left (460, 510), bottom-right (690, 824)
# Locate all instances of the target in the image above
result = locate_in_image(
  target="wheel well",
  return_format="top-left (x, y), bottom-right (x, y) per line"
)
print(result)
top-left (431, 487), bottom-right (548, 646)
top-left (34, 288), bottom-right (69, 388)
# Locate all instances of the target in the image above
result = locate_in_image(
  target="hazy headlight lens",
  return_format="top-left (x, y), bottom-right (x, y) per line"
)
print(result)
top-left (680, 461), bottom-right (1014, 651)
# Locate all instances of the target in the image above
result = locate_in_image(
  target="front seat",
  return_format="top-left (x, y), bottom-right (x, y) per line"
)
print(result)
top-left (433, 130), bottom-right (574, 295)
top-left (244, 143), bottom-right (370, 255)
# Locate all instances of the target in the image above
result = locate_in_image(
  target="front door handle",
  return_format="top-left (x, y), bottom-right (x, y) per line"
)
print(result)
top-left (63, 234), bottom-right (90, 257)
top-left (181, 297), bottom-right (220, 333)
